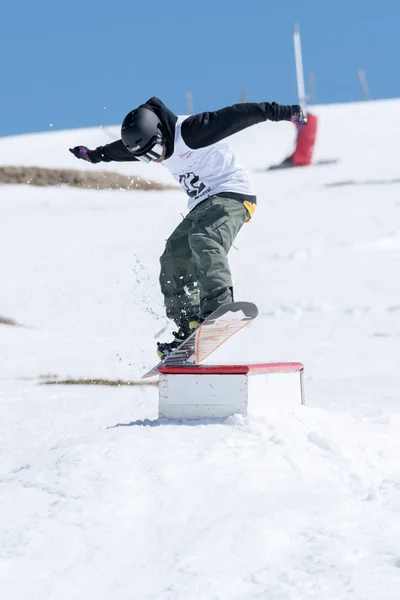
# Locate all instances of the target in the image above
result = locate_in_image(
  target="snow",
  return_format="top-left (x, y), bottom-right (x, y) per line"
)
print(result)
top-left (1, 98), bottom-right (400, 599)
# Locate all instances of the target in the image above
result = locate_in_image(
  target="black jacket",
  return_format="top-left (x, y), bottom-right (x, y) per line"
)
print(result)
top-left (90, 97), bottom-right (292, 163)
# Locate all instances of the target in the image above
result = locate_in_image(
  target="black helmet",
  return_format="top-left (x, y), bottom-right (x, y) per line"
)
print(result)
top-left (121, 107), bottom-right (164, 161)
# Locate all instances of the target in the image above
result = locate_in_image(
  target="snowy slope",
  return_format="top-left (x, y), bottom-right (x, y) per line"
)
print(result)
top-left (1, 99), bottom-right (400, 599)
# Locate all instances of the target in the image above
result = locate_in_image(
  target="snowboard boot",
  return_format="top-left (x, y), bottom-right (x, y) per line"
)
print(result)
top-left (157, 319), bottom-right (202, 359)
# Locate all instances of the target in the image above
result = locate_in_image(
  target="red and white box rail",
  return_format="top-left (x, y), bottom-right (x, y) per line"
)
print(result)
top-left (158, 363), bottom-right (305, 420)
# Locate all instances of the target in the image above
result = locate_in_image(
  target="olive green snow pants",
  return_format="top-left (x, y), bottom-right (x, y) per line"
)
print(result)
top-left (159, 195), bottom-right (249, 327)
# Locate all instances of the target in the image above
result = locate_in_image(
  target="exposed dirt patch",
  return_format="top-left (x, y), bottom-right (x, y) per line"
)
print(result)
top-left (40, 377), bottom-right (157, 386)
top-left (0, 315), bottom-right (19, 326)
top-left (325, 177), bottom-right (400, 188)
top-left (0, 165), bottom-right (175, 191)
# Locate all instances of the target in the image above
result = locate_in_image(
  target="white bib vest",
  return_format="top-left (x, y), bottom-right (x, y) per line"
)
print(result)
top-left (163, 116), bottom-right (256, 211)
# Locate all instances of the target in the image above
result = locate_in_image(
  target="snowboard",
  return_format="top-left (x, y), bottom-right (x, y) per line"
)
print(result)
top-left (142, 301), bottom-right (258, 379)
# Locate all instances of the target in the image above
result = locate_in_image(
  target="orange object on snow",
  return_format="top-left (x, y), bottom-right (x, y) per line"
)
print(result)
top-left (291, 112), bottom-right (318, 166)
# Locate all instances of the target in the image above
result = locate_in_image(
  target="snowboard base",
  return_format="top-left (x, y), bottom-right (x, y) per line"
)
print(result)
top-left (142, 301), bottom-right (258, 379)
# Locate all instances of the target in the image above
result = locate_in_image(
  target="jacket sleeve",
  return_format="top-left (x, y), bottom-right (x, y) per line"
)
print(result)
top-left (90, 140), bottom-right (138, 163)
top-left (181, 102), bottom-right (292, 150)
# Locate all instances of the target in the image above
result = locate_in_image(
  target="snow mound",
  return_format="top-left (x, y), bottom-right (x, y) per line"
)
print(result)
top-left (1, 98), bottom-right (400, 599)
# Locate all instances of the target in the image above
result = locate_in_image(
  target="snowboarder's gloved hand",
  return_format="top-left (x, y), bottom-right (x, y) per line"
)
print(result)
top-left (290, 105), bottom-right (308, 125)
top-left (69, 146), bottom-right (95, 162)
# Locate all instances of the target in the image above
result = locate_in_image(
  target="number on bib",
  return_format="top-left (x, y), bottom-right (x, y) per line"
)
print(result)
top-left (179, 172), bottom-right (206, 198)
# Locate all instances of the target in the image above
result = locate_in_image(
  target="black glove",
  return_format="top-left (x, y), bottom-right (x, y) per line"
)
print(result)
top-left (290, 105), bottom-right (308, 125)
top-left (69, 146), bottom-right (95, 162)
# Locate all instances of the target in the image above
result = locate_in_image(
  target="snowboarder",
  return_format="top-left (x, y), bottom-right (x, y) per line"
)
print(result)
top-left (70, 97), bottom-right (307, 357)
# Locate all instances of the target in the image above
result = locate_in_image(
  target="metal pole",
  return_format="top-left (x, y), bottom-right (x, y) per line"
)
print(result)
top-left (293, 23), bottom-right (307, 114)
top-left (357, 69), bottom-right (371, 101)
top-left (240, 86), bottom-right (247, 103)
top-left (186, 91), bottom-right (193, 115)
top-left (309, 71), bottom-right (316, 105)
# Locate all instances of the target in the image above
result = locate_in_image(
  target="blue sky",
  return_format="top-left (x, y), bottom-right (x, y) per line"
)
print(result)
top-left (1, 0), bottom-right (399, 137)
